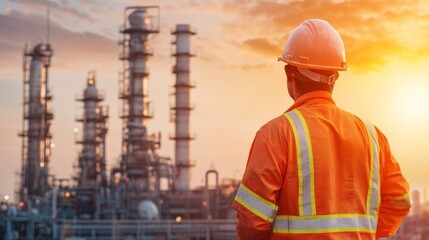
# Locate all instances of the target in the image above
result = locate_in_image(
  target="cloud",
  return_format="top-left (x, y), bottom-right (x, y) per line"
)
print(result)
top-left (242, 38), bottom-right (280, 57)
top-left (0, 10), bottom-right (117, 72)
top-left (236, 63), bottom-right (269, 71)
top-left (10, 0), bottom-right (94, 22)
top-left (216, 0), bottom-right (429, 71)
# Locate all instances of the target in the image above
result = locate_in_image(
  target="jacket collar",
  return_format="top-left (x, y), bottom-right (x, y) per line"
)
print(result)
top-left (286, 91), bottom-right (335, 112)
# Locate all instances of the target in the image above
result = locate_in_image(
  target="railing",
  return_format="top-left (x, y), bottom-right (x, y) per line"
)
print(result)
top-left (60, 219), bottom-right (237, 240)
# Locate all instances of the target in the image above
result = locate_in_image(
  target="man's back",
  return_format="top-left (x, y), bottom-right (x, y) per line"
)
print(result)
top-left (279, 91), bottom-right (370, 216)
top-left (232, 91), bottom-right (411, 239)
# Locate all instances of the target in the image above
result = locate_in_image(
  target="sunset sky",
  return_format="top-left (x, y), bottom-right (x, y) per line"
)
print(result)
top-left (1, 0), bottom-right (429, 201)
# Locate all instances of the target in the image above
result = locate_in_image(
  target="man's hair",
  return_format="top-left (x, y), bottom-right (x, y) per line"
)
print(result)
top-left (286, 65), bottom-right (336, 93)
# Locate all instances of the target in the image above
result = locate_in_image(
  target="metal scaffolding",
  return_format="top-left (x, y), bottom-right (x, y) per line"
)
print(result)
top-left (75, 71), bottom-right (109, 219)
top-left (117, 6), bottom-right (174, 219)
top-left (19, 42), bottom-right (53, 207)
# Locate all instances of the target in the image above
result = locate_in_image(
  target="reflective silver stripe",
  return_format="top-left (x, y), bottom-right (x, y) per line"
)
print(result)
top-left (234, 183), bottom-right (278, 222)
top-left (284, 110), bottom-right (316, 216)
top-left (273, 214), bottom-right (377, 234)
top-left (389, 192), bottom-right (411, 208)
top-left (272, 114), bottom-right (380, 234)
top-left (363, 120), bottom-right (380, 215)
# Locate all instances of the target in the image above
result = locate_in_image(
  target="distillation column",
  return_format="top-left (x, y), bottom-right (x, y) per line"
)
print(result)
top-left (171, 25), bottom-right (196, 191)
top-left (75, 72), bottom-right (108, 219)
top-left (120, 7), bottom-right (157, 192)
top-left (20, 43), bottom-right (53, 204)
top-left (118, 6), bottom-right (170, 219)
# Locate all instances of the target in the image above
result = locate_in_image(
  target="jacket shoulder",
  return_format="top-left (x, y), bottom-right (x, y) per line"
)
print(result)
top-left (258, 114), bottom-right (292, 145)
top-left (260, 114), bottom-right (291, 132)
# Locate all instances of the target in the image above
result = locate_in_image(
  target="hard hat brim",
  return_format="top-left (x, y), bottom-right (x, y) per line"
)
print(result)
top-left (278, 57), bottom-right (349, 71)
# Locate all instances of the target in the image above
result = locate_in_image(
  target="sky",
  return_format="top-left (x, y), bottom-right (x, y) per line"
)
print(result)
top-left (1, 0), bottom-right (429, 201)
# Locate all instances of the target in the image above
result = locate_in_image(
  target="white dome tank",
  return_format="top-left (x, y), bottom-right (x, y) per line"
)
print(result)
top-left (138, 200), bottom-right (159, 219)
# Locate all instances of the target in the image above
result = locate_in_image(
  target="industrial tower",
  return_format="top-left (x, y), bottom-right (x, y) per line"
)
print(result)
top-left (171, 24), bottom-right (196, 191)
top-left (3, 5), bottom-right (239, 239)
top-left (19, 42), bottom-right (53, 206)
top-left (118, 6), bottom-right (173, 219)
top-left (75, 71), bottom-right (109, 219)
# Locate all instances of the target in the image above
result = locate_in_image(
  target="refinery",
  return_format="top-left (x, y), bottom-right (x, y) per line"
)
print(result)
top-left (4, 4), bottom-right (428, 240)
top-left (0, 6), bottom-right (238, 240)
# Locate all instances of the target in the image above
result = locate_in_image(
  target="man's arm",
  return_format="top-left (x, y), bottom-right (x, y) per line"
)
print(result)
top-left (376, 129), bottom-right (411, 239)
top-left (232, 130), bottom-right (286, 239)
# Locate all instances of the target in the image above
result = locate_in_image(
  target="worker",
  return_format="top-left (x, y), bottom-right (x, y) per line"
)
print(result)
top-left (232, 19), bottom-right (411, 240)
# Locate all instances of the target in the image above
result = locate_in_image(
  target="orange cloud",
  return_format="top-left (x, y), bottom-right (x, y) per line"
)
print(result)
top-left (242, 38), bottom-right (280, 57)
top-left (219, 0), bottom-right (429, 71)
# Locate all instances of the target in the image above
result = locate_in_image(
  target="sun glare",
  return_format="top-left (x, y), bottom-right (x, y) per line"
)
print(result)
top-left (397, 82), bottom-right (429, 118)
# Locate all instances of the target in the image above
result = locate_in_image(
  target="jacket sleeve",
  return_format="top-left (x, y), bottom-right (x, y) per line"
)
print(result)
top-left (376, 129), bottom-right (411, 239)
top-left (232, 130), bottom-right (286, 239)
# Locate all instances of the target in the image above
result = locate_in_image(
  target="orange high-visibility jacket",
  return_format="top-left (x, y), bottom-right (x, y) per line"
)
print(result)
top-left (232, 91), bottom-right (411, 240)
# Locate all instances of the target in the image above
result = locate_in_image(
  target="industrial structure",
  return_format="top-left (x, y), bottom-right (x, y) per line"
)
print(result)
top-left (19, 42), bottom-right (54, 209)
top-left (0, 5), bottom-right (238, 240)
top-left (74, 71), bottom-right (109, 220)
top-left (116, 6), bottom-right (174, 219)
top-left (171, 24), bottom-right (197, 192)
